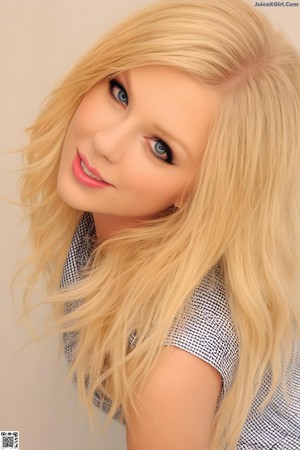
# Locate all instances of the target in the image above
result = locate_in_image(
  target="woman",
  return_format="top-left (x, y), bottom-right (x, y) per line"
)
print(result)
top-left (19, 0), bottom-right (300, 449)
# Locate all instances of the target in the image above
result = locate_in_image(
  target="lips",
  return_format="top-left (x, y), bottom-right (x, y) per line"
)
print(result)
top-left (78, 151), bottom-right (107, 182)
top-left (72, 150), bottom-right (114, 188)
top-left (80, 159), bottom-right (102, 180)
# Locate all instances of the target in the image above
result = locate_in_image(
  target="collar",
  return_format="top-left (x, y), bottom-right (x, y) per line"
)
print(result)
top-left (60, 212), bottom-right (96, 290)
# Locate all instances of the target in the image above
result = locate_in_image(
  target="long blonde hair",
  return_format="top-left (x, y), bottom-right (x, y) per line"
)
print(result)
top-left (19, 0), bottom-right (300, 448)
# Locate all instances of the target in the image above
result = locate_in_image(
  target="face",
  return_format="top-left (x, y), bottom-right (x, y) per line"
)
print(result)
top-left (57, 65), bottom-right (220, 229)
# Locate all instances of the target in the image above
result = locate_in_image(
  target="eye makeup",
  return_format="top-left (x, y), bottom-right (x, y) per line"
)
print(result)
top-left (108, 77), bottom-right (175, 165)
top-left (109, 78), bottom-right (128, 105)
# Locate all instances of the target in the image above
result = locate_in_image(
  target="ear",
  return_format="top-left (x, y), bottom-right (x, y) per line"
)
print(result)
top-left (173, 184), bottom-right (194, 209)
top-left (173, 193), bottom-right (185, 210)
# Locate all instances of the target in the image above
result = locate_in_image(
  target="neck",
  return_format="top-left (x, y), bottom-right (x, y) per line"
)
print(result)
top-left (92, 213), bottom-right (144, 241)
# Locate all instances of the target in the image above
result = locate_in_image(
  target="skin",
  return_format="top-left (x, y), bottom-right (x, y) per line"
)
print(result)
top-left (57, 65), bottom-right (220, 240)
top-left (126, 346), bottom-right (222, 450)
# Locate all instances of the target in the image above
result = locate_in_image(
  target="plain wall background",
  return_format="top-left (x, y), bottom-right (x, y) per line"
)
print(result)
top-left (0, 1), bottom-right (299, 449)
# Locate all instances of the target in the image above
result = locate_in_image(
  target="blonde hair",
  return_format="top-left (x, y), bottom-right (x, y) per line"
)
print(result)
top-left (19, 0), bottom-right (300, 448)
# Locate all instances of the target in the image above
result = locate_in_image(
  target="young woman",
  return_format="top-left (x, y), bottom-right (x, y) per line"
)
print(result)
top-left (19, 0), bottom-right (300, 449)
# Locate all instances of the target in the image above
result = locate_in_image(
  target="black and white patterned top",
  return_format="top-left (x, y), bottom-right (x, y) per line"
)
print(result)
top-left (61, 212), bottom-right (300, 449)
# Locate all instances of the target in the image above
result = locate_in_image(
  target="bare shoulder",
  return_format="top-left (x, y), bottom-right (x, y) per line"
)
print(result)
top-left (126, 345), bottom-right (222, 450)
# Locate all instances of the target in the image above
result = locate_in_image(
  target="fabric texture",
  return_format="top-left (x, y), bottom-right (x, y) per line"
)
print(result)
top-left (61, 212), bottom-right (300, 449)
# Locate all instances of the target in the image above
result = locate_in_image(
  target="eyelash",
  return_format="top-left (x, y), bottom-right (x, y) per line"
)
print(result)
top-left (108, 78), bottom-right (175, 165)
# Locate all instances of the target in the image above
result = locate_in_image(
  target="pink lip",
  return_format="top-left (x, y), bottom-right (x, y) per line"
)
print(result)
top-left (72, 151), bottom-right (114, 188)
top-left (79, 151), bottom-right (103, 180)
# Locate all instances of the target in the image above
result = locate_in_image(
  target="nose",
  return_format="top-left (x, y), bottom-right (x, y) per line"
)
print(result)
top-left (92, 117), bottom-right (135, 164)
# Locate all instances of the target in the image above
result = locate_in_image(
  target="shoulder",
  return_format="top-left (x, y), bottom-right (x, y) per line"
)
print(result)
top-left (164, 264), bottom-right (239, 395)
top-left (126, 265), bottom-right (237, 450)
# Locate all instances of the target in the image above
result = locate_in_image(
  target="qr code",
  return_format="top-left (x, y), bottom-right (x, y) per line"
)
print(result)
top-left (0, 432), bottom-right (19, 449)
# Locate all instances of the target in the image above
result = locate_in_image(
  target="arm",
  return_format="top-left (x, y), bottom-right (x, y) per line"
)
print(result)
top-left (126, 346), bottom-right (222, 450)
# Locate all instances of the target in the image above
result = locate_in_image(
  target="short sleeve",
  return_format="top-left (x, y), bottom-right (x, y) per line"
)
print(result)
top-left (163, 264), bottom-right (239, 400)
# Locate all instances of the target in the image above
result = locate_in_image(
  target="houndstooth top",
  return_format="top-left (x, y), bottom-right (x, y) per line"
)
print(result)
top-left (62, 212), bottom-right (300, 449)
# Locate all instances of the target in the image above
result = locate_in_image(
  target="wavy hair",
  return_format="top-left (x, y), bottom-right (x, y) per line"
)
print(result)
top-left (19, 0), bottom-right (300, 448)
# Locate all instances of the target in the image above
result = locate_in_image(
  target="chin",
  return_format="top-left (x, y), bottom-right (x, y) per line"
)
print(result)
top-left (56, 181), bottom-right (83, 211)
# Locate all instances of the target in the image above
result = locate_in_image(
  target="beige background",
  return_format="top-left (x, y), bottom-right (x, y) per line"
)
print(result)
top-left (0, 1), bottom-right (299, 450)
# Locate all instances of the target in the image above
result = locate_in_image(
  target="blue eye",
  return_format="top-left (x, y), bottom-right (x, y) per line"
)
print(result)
top-left (148, 138), bottom-right (174, 165)
top-left (154, 141), bottom-right (166, 155)
top-left (109, 79), bottom-right (128, 105)
top-left (108, 78), bottom-right (175, 165)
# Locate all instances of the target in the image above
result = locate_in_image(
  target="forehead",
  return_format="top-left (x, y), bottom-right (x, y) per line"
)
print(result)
top-left (119, 65), bottom-right (220, 160)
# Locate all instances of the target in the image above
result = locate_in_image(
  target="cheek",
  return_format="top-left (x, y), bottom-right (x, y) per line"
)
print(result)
top-left (67, 97), bottom-right (101, 135)
top-left (69, 86), bottom-right (116, 134)
top-left (124, 163), bottom-right (184, 203)
top-left (68, 108), bottom-right (91, 134)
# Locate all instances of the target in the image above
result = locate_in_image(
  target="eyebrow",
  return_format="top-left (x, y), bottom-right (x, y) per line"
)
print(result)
top-left (119, 71), bottom-right (192, 160)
